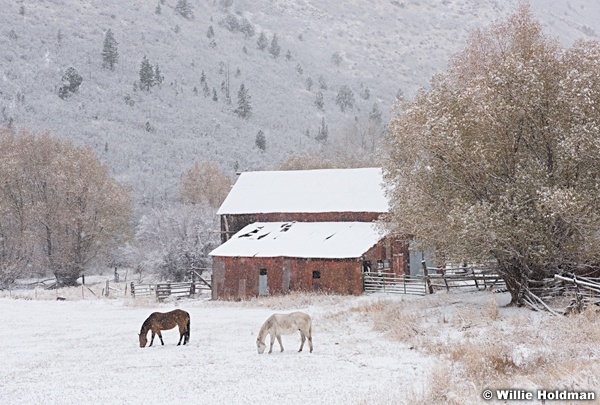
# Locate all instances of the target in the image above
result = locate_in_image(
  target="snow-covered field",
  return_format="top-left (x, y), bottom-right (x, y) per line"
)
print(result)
top-left (2, 281), bottom-right (599, 404)
top-left (1, 286), bottom-right (431, 404)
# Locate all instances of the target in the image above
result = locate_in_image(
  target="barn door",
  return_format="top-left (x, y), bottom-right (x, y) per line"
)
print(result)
top-left (259, 269), bottom-right (268, 296)
top-left (312, 270), bottom-right (322, 291)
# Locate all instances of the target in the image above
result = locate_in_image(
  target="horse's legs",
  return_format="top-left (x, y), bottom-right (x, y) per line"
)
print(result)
top-left (268, 334), bottom-right (275, 354)
top-left (308, 335), bottom-right (313, 353)
top-left (299, 331), bottom-right (306, 352)
top-left (157, 331), bottom-right (164, 345)
top-left (149, 332), bottom-right (155, 347)
top-left (276, 335), bottom-right (284, 352)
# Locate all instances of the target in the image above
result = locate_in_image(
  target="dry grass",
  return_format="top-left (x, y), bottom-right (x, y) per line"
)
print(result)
top-left (332, 291), bottom-right (600, 403)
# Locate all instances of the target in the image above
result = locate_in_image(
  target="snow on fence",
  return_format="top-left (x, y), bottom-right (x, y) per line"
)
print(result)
top-left (528, 273), bottom-right (600, 314)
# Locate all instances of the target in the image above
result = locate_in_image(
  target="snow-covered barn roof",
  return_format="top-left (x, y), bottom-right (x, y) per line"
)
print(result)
top-left (209, 222), bottom-right (385, 259)
top-left (216, 168), bottom-right (388, 215)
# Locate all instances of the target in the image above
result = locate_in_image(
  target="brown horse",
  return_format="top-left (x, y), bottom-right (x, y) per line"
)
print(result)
top-left (138, 309), bottom-right (190, 348)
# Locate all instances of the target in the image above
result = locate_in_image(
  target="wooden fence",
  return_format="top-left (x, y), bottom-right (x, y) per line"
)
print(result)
top-left (363, 266), bottom-right (505, 296)
top-left (523, 273), bottom-right (600, 314)
top-left (428, 266), bottom-right (506, 292)
top-left (131, 278), bottom-right (211, 301)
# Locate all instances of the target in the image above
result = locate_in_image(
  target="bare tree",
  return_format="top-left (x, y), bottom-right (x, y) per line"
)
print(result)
top-left (180, 161), bottom-right (232, 208)
top-left (0, 128), bottom-right (132, 287)
top-left (132, 203), bottom-right (219, 282)
top-left (382, 6), bottom-right (600, 305)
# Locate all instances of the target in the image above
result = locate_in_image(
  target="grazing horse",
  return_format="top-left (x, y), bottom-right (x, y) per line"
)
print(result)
top-left (138, 309), bottom-right (190, 348)
top-left (256, 312), bottom-right (313, 354)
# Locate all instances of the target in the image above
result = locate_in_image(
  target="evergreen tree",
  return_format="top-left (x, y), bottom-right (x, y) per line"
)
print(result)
top-left (240, 18), bottom-right (255, 38)
top-left (257, 32), bottom-right (268, 50)
top-left (155, 3), bottom-right (161, 14)
top-left (58, 67), bottom-right (83, 99)
top-left (207, 26), bottom-right (215, 39)
top-left (255, 130), bottom-right (266, 151)
top-left (175, 0), bottom-right (194, 19)
top-left (314, 91), bottom-right (324, 111)
top-left (268, 33), bottom-right (281, 58)
top-left (360, 85), bottom-right (371, 100)
top-left (101, 29), bottom-right (119, 71)
top-left (154, 64), bottom-right (164, 86)
top-left (139, 56), bottom-right (155, 91)
top-left (318, 75), bottom-right (328, 90)
top-left (369, 102), bottom-right (382, 125)
top-left (306, 77), bottom-right (314, 91)
top-left (285, 49), bottom-right (292, 61)
top-left (315, 117), bottom-right (328, 142)
top-left (212, 88), bottom-right (218, 101)
top-left (335, 85), bottom-right (355, 112)
top-left (234, 83), bottom-right (252, 119)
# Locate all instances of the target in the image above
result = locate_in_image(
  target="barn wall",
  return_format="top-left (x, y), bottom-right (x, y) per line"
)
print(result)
top-left (211, 238), bottom-right (411, 299)
top-left (220, 212), bottom-right (382, 242)
top-left (361, 237), bottom-right (410, 276)
top-left (212, 256), bottom-right (365, 299)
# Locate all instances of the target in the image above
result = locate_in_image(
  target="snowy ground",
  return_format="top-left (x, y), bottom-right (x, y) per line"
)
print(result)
top-left (2, 279), bottom-right (599, 405)
top-left (0, 285), bottom-right (431, 405)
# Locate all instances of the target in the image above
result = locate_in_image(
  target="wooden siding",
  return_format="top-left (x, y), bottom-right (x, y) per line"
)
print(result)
top-left (211, 237), bottom-right (409, 300)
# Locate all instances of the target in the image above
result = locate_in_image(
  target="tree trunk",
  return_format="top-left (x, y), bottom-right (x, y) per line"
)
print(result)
top-left (53, 267), bottom-right (82, 287)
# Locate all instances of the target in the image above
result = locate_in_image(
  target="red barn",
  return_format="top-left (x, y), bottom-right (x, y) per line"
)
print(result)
top-left (209, 168), bottom-right (409, 300)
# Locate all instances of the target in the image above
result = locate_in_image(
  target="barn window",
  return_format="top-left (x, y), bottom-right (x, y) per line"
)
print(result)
top-left (377, 260), bottom-right (384, 269)
top-left (312, 270), bottom-right (321, 279)
top-left (259, 269), bottom-right (267, 276)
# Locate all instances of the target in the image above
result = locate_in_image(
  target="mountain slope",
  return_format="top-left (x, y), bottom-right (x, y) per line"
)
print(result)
top-left (1, 0), bottom-right (598, 209)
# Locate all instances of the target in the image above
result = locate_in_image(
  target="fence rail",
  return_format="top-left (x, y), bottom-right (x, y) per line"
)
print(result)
top-left (428, 267), bottom-right (506, 292)
top-left (363, 272), bottom-right (428, 296)
top-left (131, 278), bottom-right (211, 301)
top-left (363, 267), bottom-right (505, 296)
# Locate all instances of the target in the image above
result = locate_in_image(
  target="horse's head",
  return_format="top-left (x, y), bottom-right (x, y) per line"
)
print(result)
top-left (139, 333), bottom-right (147, 348)
top-left (256, 338), bottom-right (266, 354)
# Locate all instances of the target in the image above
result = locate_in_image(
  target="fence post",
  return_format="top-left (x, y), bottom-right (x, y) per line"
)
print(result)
top-left (422, 261), bottom-right (433, 294)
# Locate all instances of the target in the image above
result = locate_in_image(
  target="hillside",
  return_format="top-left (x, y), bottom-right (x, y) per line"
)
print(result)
top-left (1, 0), bottom-right (599, 209)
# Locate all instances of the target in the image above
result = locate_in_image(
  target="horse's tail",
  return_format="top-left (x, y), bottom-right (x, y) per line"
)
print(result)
top-left (185, 316), bottom-right (191, 343)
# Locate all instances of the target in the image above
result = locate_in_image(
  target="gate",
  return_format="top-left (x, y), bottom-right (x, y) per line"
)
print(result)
top-left (363, 272), bottom-right (427, 296)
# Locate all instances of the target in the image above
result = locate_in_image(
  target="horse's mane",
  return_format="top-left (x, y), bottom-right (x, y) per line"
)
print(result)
top-left (257, 316), bottom-right (273, 342)
top-left (140, 317), bottom-right (152, 334)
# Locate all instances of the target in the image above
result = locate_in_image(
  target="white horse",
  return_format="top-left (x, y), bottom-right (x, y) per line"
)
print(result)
top-left (256, 312), bottom-right (313, 354)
